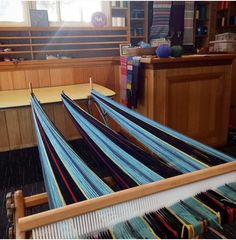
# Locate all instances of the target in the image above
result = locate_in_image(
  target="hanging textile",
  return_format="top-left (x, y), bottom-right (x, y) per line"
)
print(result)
top-left (127, 56), bottom-right (141, 109)
top-left (150, 1), bottom-right (172, 39)
top-left (120, 56), bottom-right (128, 106)
top-left (183, 1), bottom-right (195, 46)
top-left (169, 1), bottom-right (185, 45)
top-left (91, 90), bottom-right (235, 173)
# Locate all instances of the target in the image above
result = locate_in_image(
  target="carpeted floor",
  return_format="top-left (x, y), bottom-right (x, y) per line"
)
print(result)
top-left (0, 138), bottom-right (236, 239)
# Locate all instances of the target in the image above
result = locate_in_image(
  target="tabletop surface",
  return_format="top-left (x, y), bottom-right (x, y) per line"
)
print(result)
top-left (0, 83), bottom-right (115, 109)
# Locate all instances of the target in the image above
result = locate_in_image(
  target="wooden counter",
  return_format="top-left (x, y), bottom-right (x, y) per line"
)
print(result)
top-left (136, 54), bottom-right (236, 147)
top-left (0, 83), bottom-right (115, 109)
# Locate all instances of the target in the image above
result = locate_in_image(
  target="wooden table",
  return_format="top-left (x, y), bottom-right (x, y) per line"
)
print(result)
top-left (0, 83), bottom-right (115, 109)
top-left (0, 84), bottom-right (115, 151)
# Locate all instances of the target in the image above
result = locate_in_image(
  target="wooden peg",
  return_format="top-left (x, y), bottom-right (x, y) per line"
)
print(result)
top-left (29, 82), bottom-right (33, 95)
top-left (89, 77), bottom-right (93, 91)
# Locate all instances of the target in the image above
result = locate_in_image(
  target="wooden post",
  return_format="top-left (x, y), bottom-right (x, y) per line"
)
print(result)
top-left (14, 190), bottom-right (26, 239)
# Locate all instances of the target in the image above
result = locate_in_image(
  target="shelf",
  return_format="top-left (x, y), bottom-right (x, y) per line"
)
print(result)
top-left (0, 26), bottom-right (128, 31)
top-left (0, 41), bottom-right (128, 48)
top-left (195, 35), bottom-right (208, 38)
top-left (196, 19), bottom-right (209, 21)
top-left (217, 9), bottom-right (229, 13)
top-left (131, 36), bottom-right (145, 38)
top-left (111, 7), bottom-right (128, 10)
top-left (217, 25), bottom-right (236, 29)
top-left (131, 18), bottom-right (145, 21)
top-left (0, 27), bottom-right (129, 60)
top-left (0, 35), bottom-right (128, 40)
top-left (0, 47), bottom-right (120, 55)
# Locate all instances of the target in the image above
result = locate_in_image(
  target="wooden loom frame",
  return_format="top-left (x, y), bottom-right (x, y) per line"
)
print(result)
top-left (7, 161), bottom-right (236, 239)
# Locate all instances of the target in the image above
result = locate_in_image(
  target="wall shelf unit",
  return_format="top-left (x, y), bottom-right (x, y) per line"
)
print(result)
top-left (216, 1), bottom-right (236, 33)
top-left (129, 1), bottom-right (148, 46)
top-left (194, 1), bottom-right (210, 49)
top-left (0, 27), bottom-right (129, 61)
top-left (110, 1), bottom-right (129, 27)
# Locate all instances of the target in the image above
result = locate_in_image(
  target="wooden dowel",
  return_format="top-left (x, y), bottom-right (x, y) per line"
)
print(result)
top-left (89, 77), bottom-right (93, 90)
top-left (14, 191), bottom-right (26, 239)
top-left (24, 193), bottom-right (48, 208)
top-left (18, 161), bottom-right (236, 233)
top-left (29, 82), bottom-right (33, 95)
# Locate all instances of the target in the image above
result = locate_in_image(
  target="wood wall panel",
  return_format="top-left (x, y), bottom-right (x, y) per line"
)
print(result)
top-left (12, 71), bottom-right (27, 90)
top-left (5, 110), bottom-right (22, 149)
top-left (0, 111), bottom-right (9, 151)
top-left (25, 70), bottom-right (40, 88)
top-left (0, 71), bottom-right (13, 90)
top-left (17, 108), bottom-right (35, 147)
top-left (50, 68), bottom-right (74, 87)
top-left (230, 60), bottom-right (236, 129)
top-left (38, 69), bottom-right (51, 87)
top-left (0, 58), bottom-right (119, 151)
top-left (53, 104), bottom-right (67, 137)
top-left (166, 67), bottom-right (231, 146)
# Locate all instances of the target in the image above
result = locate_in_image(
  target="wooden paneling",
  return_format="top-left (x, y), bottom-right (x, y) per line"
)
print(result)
top-left (139, 62), bottom-right (232, 147)
top-left (165, 67), bottom-right (231, 146)
top-left (38, 69), bottom-right (51, 87)
top-left (0, 71), bottom-right (13, 90)
top-left (230, 60), bottom-right (236, 129)
top-left (12, 71), bottom-right (27, 90)
top-left (18, 108), bottom-right (35, 147)
top-left (5, 110), bottom-right (22, 149)
top-left (50, 68), bottom-right (74, 87)
top-left (0, 58), bottom-right (119, 151)
top-left (25, 70), bottom-right (40, 88)
top-left (0, 111), bottom-right (9, 151)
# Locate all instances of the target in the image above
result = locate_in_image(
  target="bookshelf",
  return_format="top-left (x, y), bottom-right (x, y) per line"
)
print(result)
top-left (216, 1), bottom-right (236, 33)
top-left (194, 1), bottom-right (216, 49)
top-left (110, 1), bottom-right (129, 27)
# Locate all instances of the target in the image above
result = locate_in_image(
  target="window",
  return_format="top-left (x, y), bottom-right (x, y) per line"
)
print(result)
top-left (0, 0), bottom-right (26, 23)
top-left (36, 1), bottom-right (59, 22)
top-left (0, 0), bottom-right (109, 27)
top-left (36, 0), bottom-right (104, 25)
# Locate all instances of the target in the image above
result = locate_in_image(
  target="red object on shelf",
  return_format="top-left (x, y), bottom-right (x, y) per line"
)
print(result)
top-left (225, 1), bottom-right (228, 9)
top-left (220, 1), bottom-right (224, 10)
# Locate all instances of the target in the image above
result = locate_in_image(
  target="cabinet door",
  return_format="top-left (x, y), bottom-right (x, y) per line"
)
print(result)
top-left (141, 65), bottom-right (231, 147)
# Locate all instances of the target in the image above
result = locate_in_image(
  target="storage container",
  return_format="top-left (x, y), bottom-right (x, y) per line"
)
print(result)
top-left (209, 40), bottom-right (236, 52)
top-left (215, 32), bottom-right (236, 41)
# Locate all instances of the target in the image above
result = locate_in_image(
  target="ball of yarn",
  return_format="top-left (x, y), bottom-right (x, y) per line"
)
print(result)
top-left (156, 44), bottom-right (171, 58)
top-left (171, 45), bottom-right (183, 57)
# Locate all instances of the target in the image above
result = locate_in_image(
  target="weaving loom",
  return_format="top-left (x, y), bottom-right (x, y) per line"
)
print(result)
top-left (7, 90), bottom-right (236, 239)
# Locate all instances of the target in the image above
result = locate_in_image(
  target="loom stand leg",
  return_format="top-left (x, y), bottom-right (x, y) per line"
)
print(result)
top-left (94, 101), bottom-right (110, 127)
top-left (14, 190), bottom-right (26, 239)
top-left (6, 192), bottom-right (14, 238)
top-left (87, 97), bottom-right (93, 116)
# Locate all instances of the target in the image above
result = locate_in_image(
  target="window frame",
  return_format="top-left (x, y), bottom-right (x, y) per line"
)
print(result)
top-left (0, 1), bottom-right (30, 27)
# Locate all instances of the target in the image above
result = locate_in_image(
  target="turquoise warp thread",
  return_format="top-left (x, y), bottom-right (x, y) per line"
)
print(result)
top-left (91, 89), bottom-right (234, 164)
top-left (216, 184), bottom-right (236, 202)
top-left (62, 95), bottom-right (163, 185)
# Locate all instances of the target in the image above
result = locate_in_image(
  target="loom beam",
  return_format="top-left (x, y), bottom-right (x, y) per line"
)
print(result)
top-left (13, 161), bottom-right (236, 238)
